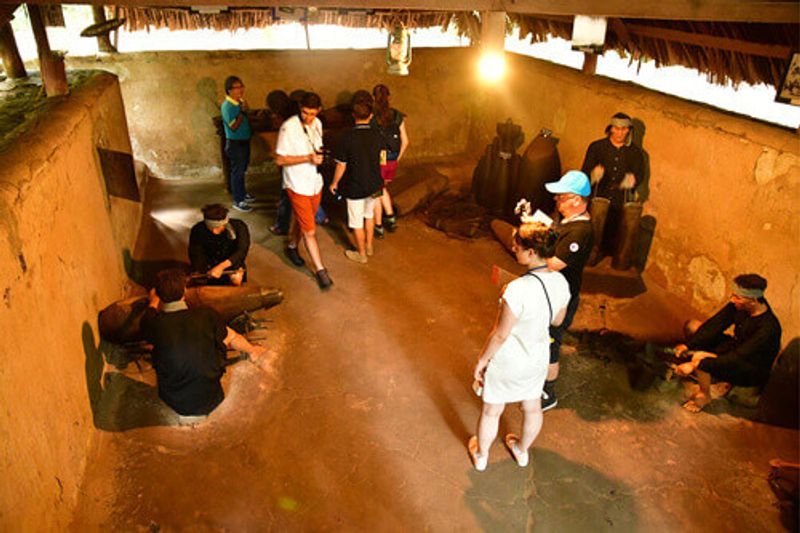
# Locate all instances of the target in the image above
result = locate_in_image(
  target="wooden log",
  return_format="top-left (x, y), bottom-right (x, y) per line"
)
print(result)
top-left (582, 52), bottom-right (597, 74)
top-left (27, 3), bottom-right (68, 97)
top-left (392, 171), bottom-right (449, 216)
top-left (92, 5), bottom-right (117, 53)
top-left (0, 21), bottom-right (26, 79)
top-left (490, 218), bottom-right (516, 254)
top-left (40, 51), bottom-right (68, 96)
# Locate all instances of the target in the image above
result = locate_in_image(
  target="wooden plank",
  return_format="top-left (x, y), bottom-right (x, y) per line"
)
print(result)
top-left (27, 3), bottom-right (68, 96)
top-left (97, 148), bottom-right (141, 202)
top-left (0, 4), bottom-right (19, 28)
top-left (92, 5), bottom-right (117, 53)
top-left (2, 0), bottom-right (797, 23)
top-left (582, 51), bottom-right (597, 74)
top-left (0, 20), bottom-right (26, 77)
top-left (625, 22), bottom-right (793, 59)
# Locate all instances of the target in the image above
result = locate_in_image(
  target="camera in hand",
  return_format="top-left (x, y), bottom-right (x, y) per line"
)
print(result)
top-left (315, 148), bottom-right (332, 167)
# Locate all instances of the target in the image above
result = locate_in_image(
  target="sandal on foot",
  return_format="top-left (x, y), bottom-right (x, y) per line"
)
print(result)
top-left (345, 250), bottom-right (368, 264)
top-left (504, 433), bottom-right (529, 467)
top-left (468, 436), bottom-right (488, 472)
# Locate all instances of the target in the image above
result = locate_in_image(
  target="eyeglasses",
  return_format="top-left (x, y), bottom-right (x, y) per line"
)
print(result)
top-left (231, 84), bottom-right (244, 89)
top-left (556, 194), bottom-right (578, 202)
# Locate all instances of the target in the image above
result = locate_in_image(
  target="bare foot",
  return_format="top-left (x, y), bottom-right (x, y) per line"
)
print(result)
top-left (710, 382), bottom-right (732, 399)
top-left (683, 393), bottom-right (710, 413)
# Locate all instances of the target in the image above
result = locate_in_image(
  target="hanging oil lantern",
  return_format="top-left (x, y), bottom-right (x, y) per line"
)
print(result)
top-left (386, 25), bottom-right (411, 76)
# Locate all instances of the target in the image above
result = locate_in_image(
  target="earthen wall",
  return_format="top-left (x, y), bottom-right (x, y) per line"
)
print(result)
top-left (484, 53), bottom-right (799, 342)
top-left (0, 73), bottom-right (141, 529)
top-left (68, 48), bottom-right (479, 179)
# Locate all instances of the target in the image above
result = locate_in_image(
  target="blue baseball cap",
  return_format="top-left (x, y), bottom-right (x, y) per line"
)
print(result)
top-left (545, 170), bottom-right (591, 197)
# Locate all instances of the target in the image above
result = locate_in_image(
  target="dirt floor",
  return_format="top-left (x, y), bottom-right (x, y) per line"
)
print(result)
top-left (72, 161), bottom-right (798, 531)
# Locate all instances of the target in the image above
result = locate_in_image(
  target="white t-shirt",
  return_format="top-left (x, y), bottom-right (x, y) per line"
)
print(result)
top-left (275, 115), bottom-right (323, 196)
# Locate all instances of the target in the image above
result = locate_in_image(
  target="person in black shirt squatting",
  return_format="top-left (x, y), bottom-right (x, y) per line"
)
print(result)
top-left (330, 91), bottom-right (384, 264)
top-left (141, 269), bottom-right (266, 418)
top-left (189, 204), bottom-right (250, 286)
top-left (581, 112), bottom-right (644, 260)
top-left (674, 273), bottom-right (782, 413)
top-left (541, 171), bottom-right (595, 411)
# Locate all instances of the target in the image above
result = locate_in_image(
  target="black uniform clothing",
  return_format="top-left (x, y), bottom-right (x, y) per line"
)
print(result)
top-left (689, 302), bottom-right (782, 387)
top-left (549, 217), bottom-right (594, 363)
top-left (581, 138), bottom-right (644, 207)
top-left (581, 138), bottom-right (644, 256)
top-left (188, 218), bottom-right (250, 274)
top-left (141, 307), bottom-right (228, 416)
top-left (553, 218), bottom-right (594, 298)
top-left (332, 124), bottom-right (383, 199)
top-left (369, 108), bottom-right (405, 159)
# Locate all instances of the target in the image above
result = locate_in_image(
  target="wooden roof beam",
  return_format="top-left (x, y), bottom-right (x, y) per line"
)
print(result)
top-left (0, 3), bottom-right (19, 27)
top-left (2, 0), bottom-right (798, 23)
top-left (624, 23), bottom-right (794, 59)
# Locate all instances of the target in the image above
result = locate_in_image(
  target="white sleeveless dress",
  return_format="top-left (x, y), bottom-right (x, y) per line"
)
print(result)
top-left (482, 270), bottom-right (571, 404)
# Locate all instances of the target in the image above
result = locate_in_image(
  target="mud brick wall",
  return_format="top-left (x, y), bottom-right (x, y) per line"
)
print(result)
top-left (480, 53), bottom-right (799, 344)
top-left (68, 48), bottom-right (479, 179)
top-left (0, 72), bottom-right (141, 530)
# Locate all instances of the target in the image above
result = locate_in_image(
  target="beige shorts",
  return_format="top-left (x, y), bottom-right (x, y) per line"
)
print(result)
top-left (346, 197), bottom-right (376, 229)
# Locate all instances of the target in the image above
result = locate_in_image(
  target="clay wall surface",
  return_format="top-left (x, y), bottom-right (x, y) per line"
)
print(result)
top-left (482, 53), bottom-right (799, 342)
top-left (0, 73), bottom-right (141, 529)
top-left (68, 48), bottom-right (478, 179)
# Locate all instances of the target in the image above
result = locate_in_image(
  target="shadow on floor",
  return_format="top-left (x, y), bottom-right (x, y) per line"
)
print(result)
top-left (83, 321), bottom-right (179, 431)
top-left (465, 448), bottom-right (638, 531)
top-left (123, 249), bottom-right (190, 289)
top-left (560, 329), bottom-right (769, 423)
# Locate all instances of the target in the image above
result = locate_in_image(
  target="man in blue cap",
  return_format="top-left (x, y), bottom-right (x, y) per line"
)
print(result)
top-left (541, 170), bottom-right (594, 411)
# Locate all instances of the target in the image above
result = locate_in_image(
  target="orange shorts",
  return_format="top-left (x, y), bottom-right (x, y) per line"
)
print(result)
top-left (286, 189), bottom-right (322, 233)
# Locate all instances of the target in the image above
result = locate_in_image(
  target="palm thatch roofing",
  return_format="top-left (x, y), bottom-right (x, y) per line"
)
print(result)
top-left (512, 15), bottom-right (797, 90)
top-left (119, 7), bottom-right (479, 35)
top-left (116, 7), bottom-right (797, 90)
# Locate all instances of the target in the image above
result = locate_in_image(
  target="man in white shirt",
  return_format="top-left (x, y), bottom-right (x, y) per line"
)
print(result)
top-left (275, 92), bottom-right (332, 290)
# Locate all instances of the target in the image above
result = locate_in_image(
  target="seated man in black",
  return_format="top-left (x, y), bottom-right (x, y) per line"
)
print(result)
top-left (189, 204), bottom-right (250, 286)
top-left (141, 269), bottom-right (265, 417)
top-left (674, 273), bottom-right (782, 412)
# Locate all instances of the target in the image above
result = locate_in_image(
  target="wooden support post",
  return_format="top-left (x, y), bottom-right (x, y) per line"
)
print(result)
top-left (27, 3), bottom-right (68, 96)
top-left (481, 11), bottom-right (505, 50)
top-left (112, 6), bottom-right (120, 50)
top-left (582, 52), bottom-right (597, 75)
top-left (0, 21), bottom-right (26, 79)
top-left (92, 5), bottom-right (117, 53)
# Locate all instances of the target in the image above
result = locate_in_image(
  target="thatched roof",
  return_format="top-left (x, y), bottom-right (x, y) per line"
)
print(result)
top-left (115, 7), bottom-right (796, 89)
top-left (119, 6), bottom-right (479, 35)
top-left (513, 14), bottom-right (797, 89)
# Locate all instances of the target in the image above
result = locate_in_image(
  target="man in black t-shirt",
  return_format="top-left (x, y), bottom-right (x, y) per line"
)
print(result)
top-left (188, 204), bottom-right (250, 286)
top-left (330, 92), bottom-right (384, 264)
top-left (674, 273), bottom-right (782, 412)
top-left (141, 269), bottom-right (265, 417)
top-left (541, 171), bottom-right (595, 411)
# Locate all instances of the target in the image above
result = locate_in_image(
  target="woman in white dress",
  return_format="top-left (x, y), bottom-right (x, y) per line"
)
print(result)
top-left (469, 222), bottom-right (571, 471)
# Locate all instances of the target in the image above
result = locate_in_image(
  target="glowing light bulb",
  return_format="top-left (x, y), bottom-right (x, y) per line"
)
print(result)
top-left (478, 52), bottom-right (506, 83)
